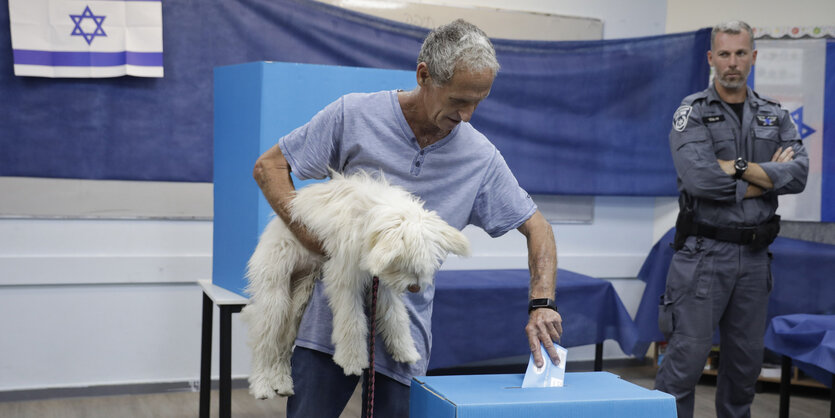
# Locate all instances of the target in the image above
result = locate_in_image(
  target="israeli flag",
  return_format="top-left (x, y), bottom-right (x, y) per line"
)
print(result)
top-left (754, 39), bottom-right (828, 221)
top-left (9, 0), bottom-right (163, 78)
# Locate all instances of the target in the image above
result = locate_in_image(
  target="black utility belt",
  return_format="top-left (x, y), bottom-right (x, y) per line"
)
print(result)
top-left (692, 216), bottom-right (781, 246)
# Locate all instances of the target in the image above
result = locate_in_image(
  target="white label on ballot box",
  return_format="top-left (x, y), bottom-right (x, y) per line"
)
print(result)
top-left (522, 343), bottom-right (567, 388)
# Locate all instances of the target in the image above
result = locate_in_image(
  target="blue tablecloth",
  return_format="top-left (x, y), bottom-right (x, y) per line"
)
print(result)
top-left (429, 269), bottom-right (638, 370)
top-left (764, 314), bottom-right (835, 387)
top-left (631, 228), bottom-right (835, 357)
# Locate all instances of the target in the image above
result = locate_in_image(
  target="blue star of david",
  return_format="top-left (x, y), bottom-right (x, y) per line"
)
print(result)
top-left (790, 107), bottom-right (816, 140)
top-left (70, 6), bottom-right (107, 45)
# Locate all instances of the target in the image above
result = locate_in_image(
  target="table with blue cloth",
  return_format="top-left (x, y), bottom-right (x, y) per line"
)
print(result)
top-left (429, 269), bottom-right (638, 371)
top-left (630, 228), bottom-right (835, 358)
top-left (764, 314), bottom-right (835, 418)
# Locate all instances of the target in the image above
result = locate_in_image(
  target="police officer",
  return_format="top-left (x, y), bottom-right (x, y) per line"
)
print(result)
top-left (655, 21), bottom-right (809, 418)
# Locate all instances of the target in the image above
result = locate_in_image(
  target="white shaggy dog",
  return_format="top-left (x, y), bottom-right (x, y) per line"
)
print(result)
top-left (240, 171), bottom-right (470, 399)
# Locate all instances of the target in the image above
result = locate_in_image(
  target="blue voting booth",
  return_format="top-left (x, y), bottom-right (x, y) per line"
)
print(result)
top-left (206, 61), bottom-right (414, 417)
top-left (212, 61), bottom-right (415, 296)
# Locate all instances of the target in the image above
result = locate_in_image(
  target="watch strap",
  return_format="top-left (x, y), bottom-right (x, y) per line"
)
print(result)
top-left (528, 298), bottom-right (558, 314)
top-left (733, 158), bottom-right (748, 179)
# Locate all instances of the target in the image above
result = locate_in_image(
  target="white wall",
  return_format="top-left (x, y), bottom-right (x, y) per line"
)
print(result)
top-left (0, 0), bottom-right (678, 393)
top-left (410, 0), bottom-right (667, 39)
top-left (666, 0), bottom-right (835, 34)
top-left (0, 219), bottom-right (215, 391)
top-left (0, 202), bottom-right (663, 391)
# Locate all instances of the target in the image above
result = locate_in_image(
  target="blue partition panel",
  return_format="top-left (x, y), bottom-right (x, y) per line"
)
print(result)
top-left (212, 61), bottom-right (415, 296)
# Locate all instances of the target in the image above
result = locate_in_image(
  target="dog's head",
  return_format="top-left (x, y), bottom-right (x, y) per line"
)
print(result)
top-left (360, 204), bottom-right (470, 293)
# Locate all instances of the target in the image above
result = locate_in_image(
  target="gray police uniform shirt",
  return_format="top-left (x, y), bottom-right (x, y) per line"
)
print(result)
top-left (670, 85), bottom-right (809, 227)
top-left (278, 90), bottom-right (537, 385)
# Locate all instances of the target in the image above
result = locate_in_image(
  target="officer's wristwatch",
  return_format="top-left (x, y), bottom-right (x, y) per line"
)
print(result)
top-left (528, 298), bottom-right (558, 314)
top-left (733, 157), bottom-right (748, 179)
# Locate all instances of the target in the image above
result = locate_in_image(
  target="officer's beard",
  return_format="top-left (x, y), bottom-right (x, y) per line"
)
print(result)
top-left (713, 66), bottom-right (749, 90)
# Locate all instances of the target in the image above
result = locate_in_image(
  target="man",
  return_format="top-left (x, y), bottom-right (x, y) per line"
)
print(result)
top-left (253, 19), bottom-right (562, 417)
top-left (655, 21), bottom-right (808, 418)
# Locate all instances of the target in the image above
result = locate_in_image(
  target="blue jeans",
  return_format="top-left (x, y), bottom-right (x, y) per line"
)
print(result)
top-left (287, 347), bottom-right (410, 418)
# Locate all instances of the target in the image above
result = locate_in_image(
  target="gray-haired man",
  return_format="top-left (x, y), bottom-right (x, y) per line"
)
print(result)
top-left (655, 20), bottom-right (808, 418)
top-left (253, 19), bottom-right (562, 416)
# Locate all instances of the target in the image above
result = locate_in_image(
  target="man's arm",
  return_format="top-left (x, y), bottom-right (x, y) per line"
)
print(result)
top-left (717, 146), bottom-right (796, 192)
top-left (757, 108), bottom-right (809, 195)
top-left (517, 210), bottom-right (562, 367)
top-left (669, 104), bottom-right (739, 202)
top-left (253, 144), bottom-right (324, 254)
top-left (717, 107), bottom-right (809, 196)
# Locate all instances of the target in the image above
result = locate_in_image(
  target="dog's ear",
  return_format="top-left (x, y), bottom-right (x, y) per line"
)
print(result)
top-left (361, 210), bottom-right (404, 274)
top-left (435, 221), bottom-right (471, 257)
top-left (363, 233), bottom-right (397, 275)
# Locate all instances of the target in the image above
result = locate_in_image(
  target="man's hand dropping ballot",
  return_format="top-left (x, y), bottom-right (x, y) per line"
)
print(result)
top-left (522, 343), bottom-right (567, 388)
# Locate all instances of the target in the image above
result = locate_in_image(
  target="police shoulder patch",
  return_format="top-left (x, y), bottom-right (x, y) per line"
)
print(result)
top-left (673, 105), bottom-right (692, 132)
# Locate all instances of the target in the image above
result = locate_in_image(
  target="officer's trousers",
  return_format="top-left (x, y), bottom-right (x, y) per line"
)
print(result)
top-left (655, 236), bottom-right (772, 418)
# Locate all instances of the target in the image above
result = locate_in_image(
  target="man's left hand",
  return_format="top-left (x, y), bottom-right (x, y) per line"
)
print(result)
top-left (525, 308), bottom-right (563, 367)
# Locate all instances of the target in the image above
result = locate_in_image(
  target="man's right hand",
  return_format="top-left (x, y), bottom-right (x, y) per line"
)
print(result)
top-left (771, 146), bottom-right (795, 163)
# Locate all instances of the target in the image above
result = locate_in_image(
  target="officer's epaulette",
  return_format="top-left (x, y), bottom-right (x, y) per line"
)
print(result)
top-left (752, 90), bottom-right (781, 106)
top-left (680, 90), bottom-right (708, 106)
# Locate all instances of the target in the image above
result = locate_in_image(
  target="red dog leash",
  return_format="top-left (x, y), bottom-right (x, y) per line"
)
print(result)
top-left (365, 276), bottom-right (379, 418)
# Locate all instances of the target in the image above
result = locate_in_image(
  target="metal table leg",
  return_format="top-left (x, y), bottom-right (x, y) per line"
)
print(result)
top-left (830, 373), bottom-right (834, 418)
top-left (219, 304), bottom-right (243, 418)
top-left (594, 342), bottom-right (603, 371)
top-left (199, 292), bottom-right (213, 418)
top-left (779, 355), bottom-right (791, 418)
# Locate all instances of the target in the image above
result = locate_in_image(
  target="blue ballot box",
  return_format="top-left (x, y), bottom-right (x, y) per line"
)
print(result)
top-left (212, 61), bottom-right (415, 296)
top-left (410, 372), bottom-right (676, 418)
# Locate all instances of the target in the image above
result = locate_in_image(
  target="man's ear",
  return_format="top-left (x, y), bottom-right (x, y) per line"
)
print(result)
top-left (416, 62), bottom-right (430, 87)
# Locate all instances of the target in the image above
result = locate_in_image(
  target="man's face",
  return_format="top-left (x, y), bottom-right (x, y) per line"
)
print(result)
top-left (708, 31), bottom-right (757, 90)
top-left (422, 66), bottom-right (494, 132)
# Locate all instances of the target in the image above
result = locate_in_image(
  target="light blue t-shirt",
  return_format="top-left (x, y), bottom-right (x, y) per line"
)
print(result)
top-left (279, 90), bottom-right (536, 385)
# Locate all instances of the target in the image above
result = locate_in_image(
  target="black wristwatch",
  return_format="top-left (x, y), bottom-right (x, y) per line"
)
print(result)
top-left (733, 157), bottom-right (748, 179)
top-left (528, 298), bottom-right (558, 314)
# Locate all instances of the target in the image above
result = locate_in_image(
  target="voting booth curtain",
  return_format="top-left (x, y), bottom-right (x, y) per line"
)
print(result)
top-left (0, 0), bottom-right (710, 196)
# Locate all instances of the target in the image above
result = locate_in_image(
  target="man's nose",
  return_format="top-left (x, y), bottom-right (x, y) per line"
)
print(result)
top-left (459, 105), bottom-right (476, 122)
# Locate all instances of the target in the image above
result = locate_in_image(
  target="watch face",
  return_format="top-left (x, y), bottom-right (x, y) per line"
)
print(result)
top-left (528, 298), bottom-right (558, 314)
top-left (529, 298), bottom-right (555, 310)
top-left (735, 159), bottom-right (748, 170)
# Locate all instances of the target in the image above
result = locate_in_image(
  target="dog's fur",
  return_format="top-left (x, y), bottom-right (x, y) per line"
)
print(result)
top-left (240, 171), bottom-right (470, 399)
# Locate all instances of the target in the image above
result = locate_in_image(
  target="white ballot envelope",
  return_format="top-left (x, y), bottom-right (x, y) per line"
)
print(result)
top-left (521, 342), bottom-right (567, 388)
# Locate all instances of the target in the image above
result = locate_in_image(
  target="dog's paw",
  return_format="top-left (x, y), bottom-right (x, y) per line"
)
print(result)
top-left (248, 377), bottom-right (278, 400)
top-left (341, 362), bottom-right (366, 376)
top-left (333, 348), bottom-right (367, 376)
top-left (273, 374), bottom-right (295, 397)
top-left (391, 344), bottom-right (421, 364)
top-left (385, 332), bottom-right (421, 364)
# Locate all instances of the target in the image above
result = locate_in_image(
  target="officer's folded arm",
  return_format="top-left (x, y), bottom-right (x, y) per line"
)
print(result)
top-left (717, 145), bottom-right (796, 193)
top-left (743, 184), bottom-right (764, 198)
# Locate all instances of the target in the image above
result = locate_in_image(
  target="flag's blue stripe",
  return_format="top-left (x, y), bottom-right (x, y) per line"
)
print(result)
top-left (13, 49), bottom-right (162, 67)
top-left (822, 40), bottom-right (835, 222)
